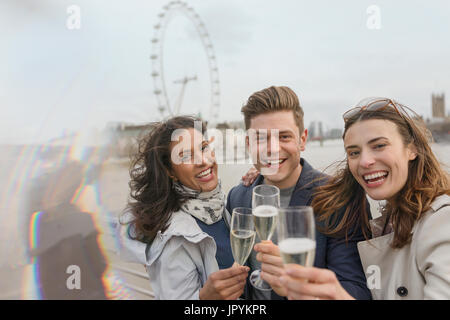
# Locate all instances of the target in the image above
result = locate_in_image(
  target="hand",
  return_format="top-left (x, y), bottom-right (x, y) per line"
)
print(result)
top-left (279, 264), bottom-right (355, 300)
top-left (254, 240), bottom-right (287, 297)
top-left (241, 167), bottom-right (259, 186)
top-left (199, 263), bottom-right (250, 300)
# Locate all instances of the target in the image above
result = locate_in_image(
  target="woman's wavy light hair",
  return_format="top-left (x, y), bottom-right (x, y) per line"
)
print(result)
top-left (311, 98), bottom-right (450, 248)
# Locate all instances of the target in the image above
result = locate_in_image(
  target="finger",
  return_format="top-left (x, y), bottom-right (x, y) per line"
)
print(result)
top-left (287, 292), bottom-right (318, 300)
top-left (248, 171), bottom-right (259, 182)
top-left (213, 270), bottom-right (249, 290)
top-left (226, 287), bottom-right (245, 301)
top-left (261, 261), bottom-right (285, 277)
top-left (288, 282), bottom-right (337, 300)
top-left (256, 252), bottom-right (284, 267)
top-left (284, 265), bottom-right (336, 284)
top-left (280, 274), bottom-right (335, 300)
top-left (260, 270), bottom-right (284, 288)
top-left (212, 265), bottom-right (249, 281)
top-left (232, 262), bottom-right (250, 270)
top-left (254, 241), bottom-right (280, 255)
top-left (279, 274), bottom-right (309, 293)
top-left (222, 280), bottom-right (247, 299)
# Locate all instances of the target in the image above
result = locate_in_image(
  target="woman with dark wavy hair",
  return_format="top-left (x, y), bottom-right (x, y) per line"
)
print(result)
top-left (118, 116), bottom-right (250, 300)
top-left (278, 97), bottom-right (450, 299)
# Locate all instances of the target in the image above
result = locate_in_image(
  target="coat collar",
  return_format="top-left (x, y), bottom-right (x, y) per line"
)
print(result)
top-left (118, 210), bottom-right (212, 267)
top-left (430, 194), bottom-right (450, 212)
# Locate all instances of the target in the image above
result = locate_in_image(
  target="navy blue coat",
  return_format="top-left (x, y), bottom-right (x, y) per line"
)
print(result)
top-left (226, 158), bottom-right (372, 300)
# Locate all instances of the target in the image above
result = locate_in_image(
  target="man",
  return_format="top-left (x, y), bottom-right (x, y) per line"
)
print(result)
top-left (226, 86), bottom-right (371, 300)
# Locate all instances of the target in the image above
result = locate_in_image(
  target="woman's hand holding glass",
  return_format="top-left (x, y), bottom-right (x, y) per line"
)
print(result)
top-left (279, 265), bottom-right (354, 300)
top-left (276, 206), bottom-right (354, 300)
top-left (201, 208), bottom-right (254, 300)
top-left (199, 263), bottom-right (250, 300)
top-left (255, 206), bottom-right (315, 297)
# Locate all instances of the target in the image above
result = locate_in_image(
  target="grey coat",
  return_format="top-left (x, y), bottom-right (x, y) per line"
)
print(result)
top-left (358, 194), bottom-right (450, 300)
top-left (118, 209), bottom-right (231, 299)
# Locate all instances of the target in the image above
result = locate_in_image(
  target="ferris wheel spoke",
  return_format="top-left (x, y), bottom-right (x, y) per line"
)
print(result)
top-left (151, 2), bottom-right (220, 123)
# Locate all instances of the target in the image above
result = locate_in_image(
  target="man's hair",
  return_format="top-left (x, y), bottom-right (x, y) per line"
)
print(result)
top-left (241, 86), bottom-right (304, 133)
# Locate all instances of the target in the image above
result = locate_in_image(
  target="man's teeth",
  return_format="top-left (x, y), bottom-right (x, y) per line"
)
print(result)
top-left (364, 171), bottom-right (388, 180)
top-left (197, 168), bottom-right (212, 178)
top-left (266, 159), bottom-right (284, 165)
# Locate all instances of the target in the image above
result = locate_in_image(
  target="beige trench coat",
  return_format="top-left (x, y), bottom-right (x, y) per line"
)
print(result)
top-left (357, 194), bottom-right (450, 300)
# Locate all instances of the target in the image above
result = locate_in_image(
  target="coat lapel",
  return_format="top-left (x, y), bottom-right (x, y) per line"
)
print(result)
top-left (288, 159), bottom-right (317, 207)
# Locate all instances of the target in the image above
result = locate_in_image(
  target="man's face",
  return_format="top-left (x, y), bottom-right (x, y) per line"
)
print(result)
top-left (247, 110), bottom-right (307, 188)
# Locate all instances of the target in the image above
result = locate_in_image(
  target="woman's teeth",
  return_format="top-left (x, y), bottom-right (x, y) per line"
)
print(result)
top-left (197, 168), bottom-right (212, 178)
top-left (363, 171), bottom-right (388, 182)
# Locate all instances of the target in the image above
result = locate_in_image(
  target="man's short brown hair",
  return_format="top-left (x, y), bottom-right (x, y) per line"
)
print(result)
top-left (241, 86), bottom-right (304, 132)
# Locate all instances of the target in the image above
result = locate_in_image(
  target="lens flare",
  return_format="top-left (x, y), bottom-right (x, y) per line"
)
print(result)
top-left (0, 130), bottom-right (138, 299)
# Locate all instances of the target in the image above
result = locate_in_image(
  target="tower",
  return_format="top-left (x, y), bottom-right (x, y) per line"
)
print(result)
top-left (432, 93), bottom-right (445, 118)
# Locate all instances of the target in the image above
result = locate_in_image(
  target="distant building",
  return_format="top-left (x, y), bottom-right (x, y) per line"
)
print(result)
top-left (427, 94), bottom-right (450, 142)
top-left (214, 120), bottom-right (245, 130)
top-left (432, 93), bottom-right (445, 118)
top-left (105, 122), bottom-right (154, 158)
top-left (308, 121), bottom-right (324, 141)
top-left (326, 128), bottom-right (343, 140)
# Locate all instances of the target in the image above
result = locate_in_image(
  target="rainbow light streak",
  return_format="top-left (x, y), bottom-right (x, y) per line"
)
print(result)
top-left (23, 210), bottom-right (44, 299)
top-left (73, 181), bottom-right (133, 300)
top-left (103, 270), bottom-right (134, 300)
top-left (10, 135), bottom-right (133, 300)
top-left (28, 211), bottom-right (43, 260)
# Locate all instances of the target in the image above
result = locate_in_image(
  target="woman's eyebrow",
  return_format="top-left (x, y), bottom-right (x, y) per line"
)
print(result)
top-left (345, 137), bottom-right (388, 150)
top-left (345, 144), bottom-right (359, 150)
top-left (368, 137), bottom-right (388, 144)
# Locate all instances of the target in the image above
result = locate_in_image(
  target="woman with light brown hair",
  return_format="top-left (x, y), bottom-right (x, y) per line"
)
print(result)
top-left (257, 97), bottom-right (450, 299)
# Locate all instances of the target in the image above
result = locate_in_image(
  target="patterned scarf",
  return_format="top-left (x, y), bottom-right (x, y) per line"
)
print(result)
top-left (173, 180), bottom-right (225, 225)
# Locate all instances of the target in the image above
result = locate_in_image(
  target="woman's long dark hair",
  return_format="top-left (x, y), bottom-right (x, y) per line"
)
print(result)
top-left (121, 116), bottom-right (206, 243)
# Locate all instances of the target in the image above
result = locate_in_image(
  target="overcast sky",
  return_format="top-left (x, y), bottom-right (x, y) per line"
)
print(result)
top-left (1, 0), bottom-right (449, 144)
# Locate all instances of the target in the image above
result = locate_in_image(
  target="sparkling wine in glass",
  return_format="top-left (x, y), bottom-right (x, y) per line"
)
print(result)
top-left (277, 206), bottom-right (316, 268)
top-left (230, 207), bottom-right (256, 266)
top-left (250, 184), bottom-right (280, 291)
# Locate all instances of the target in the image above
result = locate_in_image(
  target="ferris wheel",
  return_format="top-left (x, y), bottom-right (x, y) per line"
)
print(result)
top-left (151, 1), bottom-right (221, 123)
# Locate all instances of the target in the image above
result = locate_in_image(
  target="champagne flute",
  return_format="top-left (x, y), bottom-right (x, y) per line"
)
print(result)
top-left (277, 206), bottom-right (316, 267)
top-left (230, 208), bottom-right (256, 266)
top-left (250, 184), bottom-right (280, 291)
